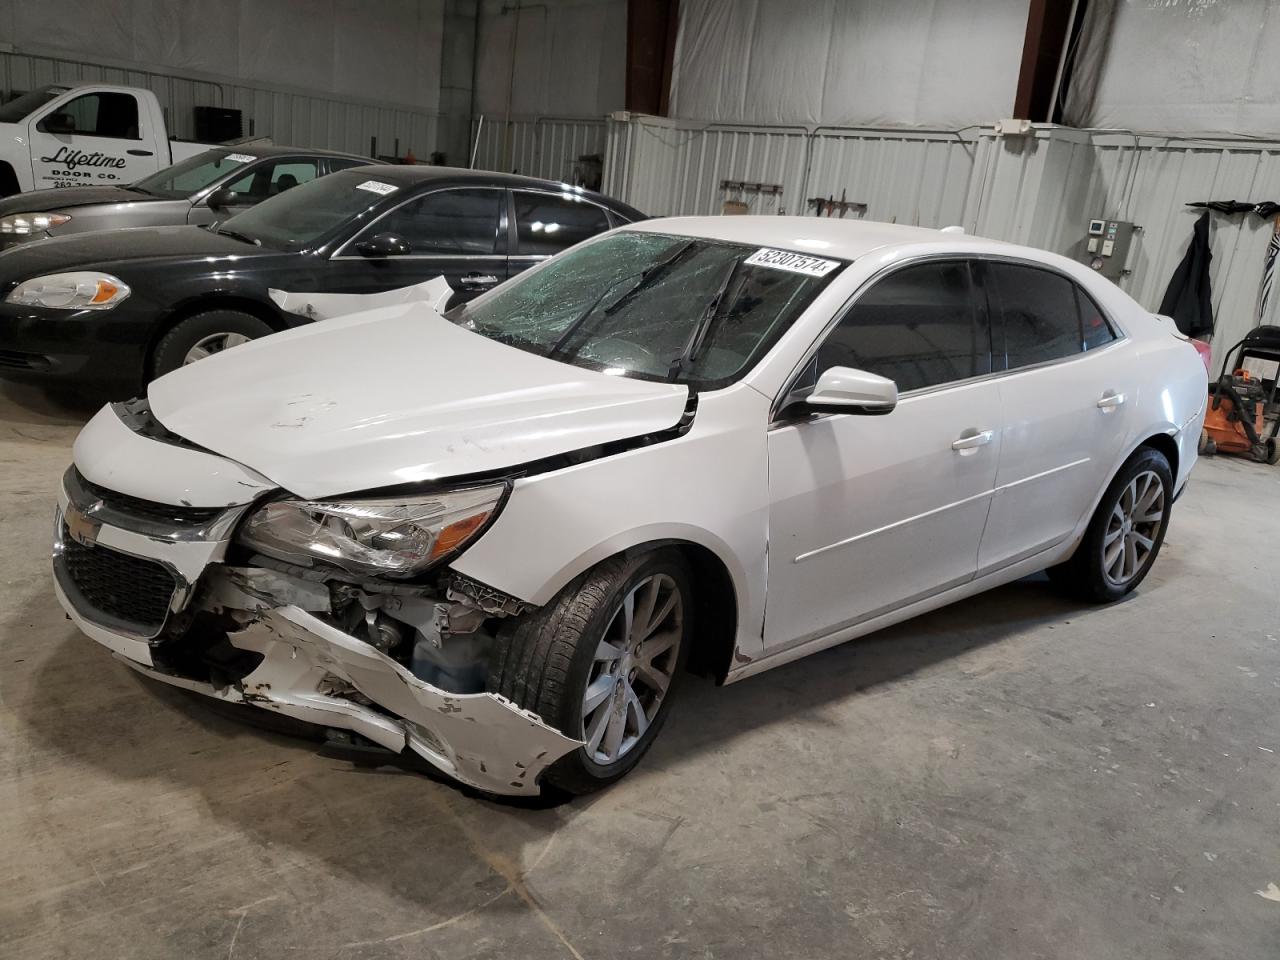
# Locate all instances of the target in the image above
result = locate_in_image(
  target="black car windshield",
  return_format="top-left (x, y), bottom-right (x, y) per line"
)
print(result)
top-left (445, 231), bottom-right (845, 387)
top-left (0, 85), bottom-right (69, 123)
top-left (131, 150), bottom-right (257, 199)
top-left (215, 170), bottom-right (390, 249)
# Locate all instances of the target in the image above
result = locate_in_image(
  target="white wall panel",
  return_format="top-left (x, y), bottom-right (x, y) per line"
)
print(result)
top-left (469, 115), bottom-right (607, 181)
top-left (670, 0), bottom-right (1028, 128)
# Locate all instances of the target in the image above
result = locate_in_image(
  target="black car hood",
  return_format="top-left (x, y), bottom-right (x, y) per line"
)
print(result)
top-left (0, 185), bottom-right (164, 215)
top-left (0, 225), bottom-right (272, 277)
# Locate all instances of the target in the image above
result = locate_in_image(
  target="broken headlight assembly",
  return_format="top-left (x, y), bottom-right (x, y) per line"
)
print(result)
top-left (237, 484), bottom-right (507, 579)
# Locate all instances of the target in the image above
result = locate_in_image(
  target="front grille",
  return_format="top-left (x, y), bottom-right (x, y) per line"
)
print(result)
top-left (60, 533), bottom-right (177, 632)
top-left (0, 349), bottom-right (48, 371)
top-left (74, 469), bottom-right (223, 527)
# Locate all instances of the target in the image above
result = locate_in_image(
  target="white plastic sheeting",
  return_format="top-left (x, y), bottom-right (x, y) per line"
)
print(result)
top-left (473, 0), bottom-right (625, 118)
top-left (669, 0), bottom-right (1028, 128)
top-left (1073, 0), bottom-right (1280, 135)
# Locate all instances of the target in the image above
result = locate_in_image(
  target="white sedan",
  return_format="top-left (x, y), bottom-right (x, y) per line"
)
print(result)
top-left (53, 217), bottom-right (1208, 796)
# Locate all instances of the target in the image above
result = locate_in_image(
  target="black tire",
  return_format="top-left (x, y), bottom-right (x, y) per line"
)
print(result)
top-left (1048, 447), bottom-right (1174, 603)
top-left (488, 549), bottom-right (693, 795)
top-left (1267, 438), bottom-right (1280, 466)
top-left (151, 310), bottom-right (273, 380)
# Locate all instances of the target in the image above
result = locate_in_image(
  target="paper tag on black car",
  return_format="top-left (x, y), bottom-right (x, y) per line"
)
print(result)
top-left (745, 248), bottom-right (840, 277)
top-left (356, 180), bottom-right (397, 195)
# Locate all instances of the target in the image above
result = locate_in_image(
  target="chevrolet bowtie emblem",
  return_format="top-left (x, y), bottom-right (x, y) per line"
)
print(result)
top-left (64, 502), bottom-right (102, 547)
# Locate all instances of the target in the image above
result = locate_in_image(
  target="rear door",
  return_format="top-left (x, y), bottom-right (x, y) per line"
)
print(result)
top-left (509, 190), bottom-right (614, 277)
top-left (976, 260), bottom-right (1134, 573)
top-left (28, 90), bottom-right (159, 188)
top-left (325, 186), bottom-right (508, 299)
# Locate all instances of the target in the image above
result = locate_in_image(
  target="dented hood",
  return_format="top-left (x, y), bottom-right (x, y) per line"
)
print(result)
top-left (147, 302), bottom-right (689, 500)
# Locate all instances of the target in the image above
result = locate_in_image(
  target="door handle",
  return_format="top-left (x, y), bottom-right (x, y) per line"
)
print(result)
top-left (460, 273), bottom-right (499, 289)
top-left (1097, 391), bottom-right (1126, 410)
top-left (127, 149), bottom-right (154, 156)
top-left (951, 429), bottom-right (994, 452)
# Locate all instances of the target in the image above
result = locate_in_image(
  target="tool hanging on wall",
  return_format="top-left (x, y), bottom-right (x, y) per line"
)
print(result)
top-left (719, 180), bottom-right (784, 216)
top-left (806, 189), bottom-right (868, 218)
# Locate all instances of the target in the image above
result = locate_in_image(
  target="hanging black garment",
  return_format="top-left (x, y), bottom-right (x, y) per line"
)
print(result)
top-left (1159, 211), bottom-right (1214, 337)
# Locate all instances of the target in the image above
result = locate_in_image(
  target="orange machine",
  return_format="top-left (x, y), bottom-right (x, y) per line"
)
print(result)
top-left (1198, 325), bottom-right (1280, 464)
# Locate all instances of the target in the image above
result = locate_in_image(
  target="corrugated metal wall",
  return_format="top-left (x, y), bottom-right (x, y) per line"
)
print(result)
top-left (0, 51), bottom-right (443, 158)
top-left (468, 115), bottom-right (607, 181)
top-left (602, 115), bottom-right (1280, 366)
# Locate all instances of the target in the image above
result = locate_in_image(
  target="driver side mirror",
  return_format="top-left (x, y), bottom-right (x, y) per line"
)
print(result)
top-left (42, 112), bottom-right (76, 134)
top-left (355, 232), bottom-right (412, 258)
top-left (804, 366), bottom-right (898, 415)
top-left (205, 187), bottom-right (243, 213)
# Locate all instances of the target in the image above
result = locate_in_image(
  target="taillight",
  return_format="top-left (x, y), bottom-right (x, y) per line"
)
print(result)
top-left (1190, 338), bottom-right (1212, 375)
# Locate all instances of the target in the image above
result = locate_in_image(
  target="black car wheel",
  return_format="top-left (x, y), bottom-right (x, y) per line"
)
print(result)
top-left (152, 310), bottom-right (273, 379)
top-left (1048, 447), bottom-right (1174, 603)
top-left (487, 550), bottom-right (693, 795)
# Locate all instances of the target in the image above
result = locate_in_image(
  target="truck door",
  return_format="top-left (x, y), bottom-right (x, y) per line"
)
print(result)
top-left (28, 90), bottom-right (160, 190)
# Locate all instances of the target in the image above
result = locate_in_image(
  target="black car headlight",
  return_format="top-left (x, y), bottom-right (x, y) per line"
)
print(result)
top-left (237, 485), bottom-right (507, 578)
top-left (6, 271), bottom-right (131, 310)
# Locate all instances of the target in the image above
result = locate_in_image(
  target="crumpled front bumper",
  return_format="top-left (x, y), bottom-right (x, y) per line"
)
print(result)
top-left (53, 423), bottom-right (580, 796)
top-left (115, 606), bottom-right (579, 796)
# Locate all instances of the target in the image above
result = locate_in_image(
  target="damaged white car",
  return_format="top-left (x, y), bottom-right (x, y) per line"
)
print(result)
top-left (54, 218), bottom-right (1208, 796)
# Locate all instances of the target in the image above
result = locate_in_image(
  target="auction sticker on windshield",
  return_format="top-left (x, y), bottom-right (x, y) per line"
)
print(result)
top-left (744, 248), bottom-right (840, 277)
top-left (225, 153), bottom-right (257, 164)
top-left (356, 180), bottom-right (398, 195)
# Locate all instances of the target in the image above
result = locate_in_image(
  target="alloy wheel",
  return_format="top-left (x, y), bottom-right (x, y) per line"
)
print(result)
top-left (580, 573), bottom-right (683, 765)
top-left (183, 332), bottom-right (251, 365)
top-left (1102, 469), bottom-right (1166, 587)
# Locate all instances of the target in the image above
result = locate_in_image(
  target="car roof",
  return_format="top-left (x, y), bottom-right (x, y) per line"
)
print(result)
top-left (622, 216), bottom-right (991, 260)
top-left (209, 144), bottom-right (370, 161)
top-left (344, 164), bottom-right (642, 216)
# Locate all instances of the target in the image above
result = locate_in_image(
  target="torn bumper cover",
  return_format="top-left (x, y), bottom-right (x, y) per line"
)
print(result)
top-left (52, 463), bottom-right (579, 797)
top-left (118, 606), bottom-right (579, 796)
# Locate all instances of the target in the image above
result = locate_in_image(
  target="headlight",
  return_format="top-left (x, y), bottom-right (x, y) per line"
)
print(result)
top-left (0, 212), bottom-right (71, 235)
top-left (6, 272), bottom-right (131, 310)
top-left (237, 485), bottom-right (507, 578)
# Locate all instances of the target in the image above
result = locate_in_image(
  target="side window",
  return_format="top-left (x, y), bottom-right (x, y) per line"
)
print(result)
top-left (814, 260), bottom-right (990, 393)
top-left (370, 188), bottom-right (503, 255)
top-left (225, 159), bottom-right (320, 199)
top-left (986, 262), bottom-right (1084, 369)
top-left (327, 158), bottom-right (369, 173)
top-left (1078, 286), bottom-right (1118, 351)
top-left (513, 192), bottom-right (610, 256)
top-left (44, 93), bottom-right (140, 139)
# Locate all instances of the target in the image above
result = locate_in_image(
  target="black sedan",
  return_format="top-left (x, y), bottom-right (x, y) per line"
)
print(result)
top-left (0, 166), bottom-right (642, 390)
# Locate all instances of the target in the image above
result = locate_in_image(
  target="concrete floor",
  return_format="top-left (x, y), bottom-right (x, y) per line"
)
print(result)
top-left (1, 380), bottom-right (1277, 960)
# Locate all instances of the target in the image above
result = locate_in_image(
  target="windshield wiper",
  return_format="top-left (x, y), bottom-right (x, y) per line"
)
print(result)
top-left (548, 239), bottom-right (698, 360)
top-left (668, 257), bottom-right (744, 381)
top-left (214, 226), bottom-right (261, 246)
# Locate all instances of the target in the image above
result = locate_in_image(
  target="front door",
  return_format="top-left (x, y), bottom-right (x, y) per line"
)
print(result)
top-left (976, 261), bottom-right (1134, 572)
top-left (28, 91), bottom-right (158, 190)
top-left (764, 260), bottom-right (1002, 651)
top-left (326, 186), bottom-right (509, 301)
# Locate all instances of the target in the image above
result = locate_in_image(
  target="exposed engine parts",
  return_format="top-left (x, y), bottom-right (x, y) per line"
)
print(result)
top-left (201, 564), bottom-right (535, 695)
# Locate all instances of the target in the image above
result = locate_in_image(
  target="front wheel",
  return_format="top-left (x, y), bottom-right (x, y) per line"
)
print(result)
top-left (487, 550), bottom-right (692, 795)
top-left (1048, 447), bottom-right (1174, 603)
top-left (151, 310), bottom-right (273, 380)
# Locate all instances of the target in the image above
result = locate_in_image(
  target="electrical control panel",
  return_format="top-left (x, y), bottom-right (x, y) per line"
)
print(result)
top-left (1082, 218), bottom-right (1135, 280)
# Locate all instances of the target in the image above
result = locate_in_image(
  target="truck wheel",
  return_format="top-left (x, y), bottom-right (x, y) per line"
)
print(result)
top-left (1048, 447), bottom-right (1173, 603)
top-left (487, 550), bottom-right (692, 795)
top-left (152, 310), bottom-right (273, 379)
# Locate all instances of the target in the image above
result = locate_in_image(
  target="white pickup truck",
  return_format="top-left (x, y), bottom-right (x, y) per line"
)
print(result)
top-left (0, 82), bottom-right (228, 196)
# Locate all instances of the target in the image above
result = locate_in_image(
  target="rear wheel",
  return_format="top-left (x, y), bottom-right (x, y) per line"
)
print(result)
top-left (152, 310), bottom-right (273, 379)
top-left (1048, 447), bottom-right (1173, 602)
top-left (487, 550), bottom-right (692, 794)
